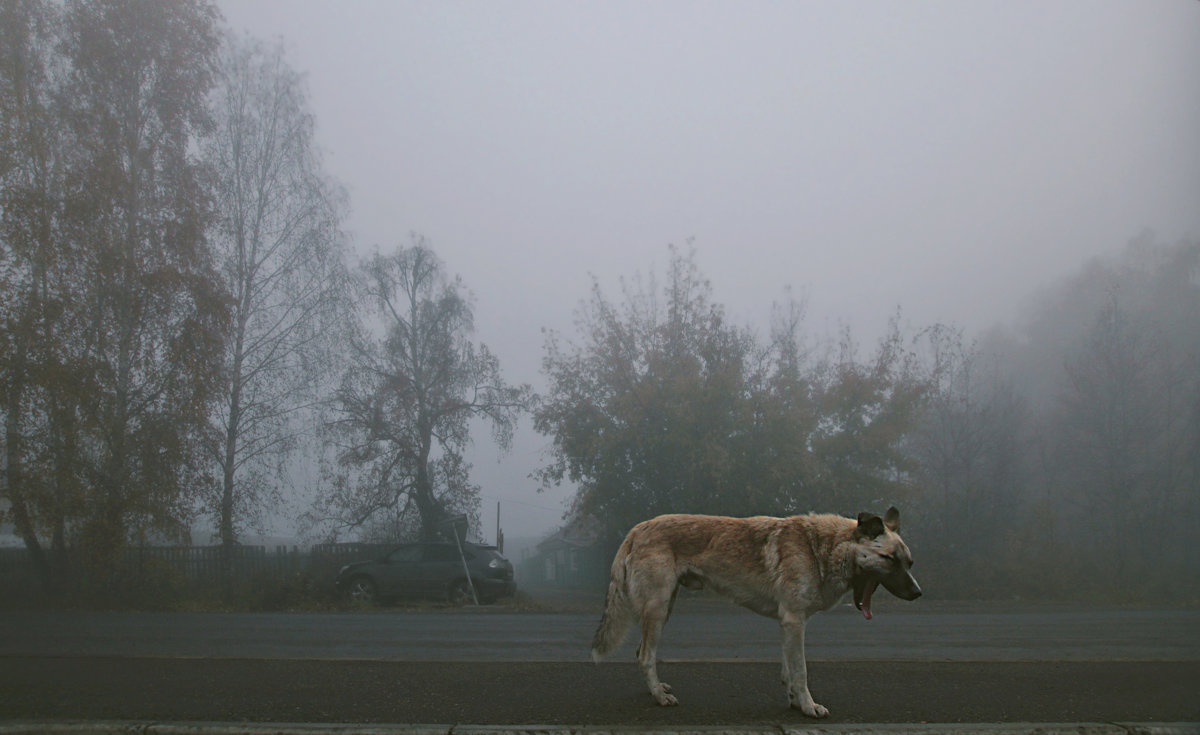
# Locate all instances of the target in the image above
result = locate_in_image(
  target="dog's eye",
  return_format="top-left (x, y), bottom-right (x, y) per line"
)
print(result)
top-left (879, 553), bottom-right (895, 562)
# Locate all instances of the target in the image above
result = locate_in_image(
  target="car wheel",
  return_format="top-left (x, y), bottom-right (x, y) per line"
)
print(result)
top-left (345, 576), bottom-right (377, 604)
top-left (448, 579), bottom-right (473, 606)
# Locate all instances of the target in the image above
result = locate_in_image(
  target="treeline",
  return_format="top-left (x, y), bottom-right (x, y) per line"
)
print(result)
top-left (3, 0), bottom-right (1197, 605)
top-left (0, 0), bottom-right (531, 600)
top-left (903, 236), bottom-right (1200, 599)
top-left (536, 240), bottom-right (1200, 601)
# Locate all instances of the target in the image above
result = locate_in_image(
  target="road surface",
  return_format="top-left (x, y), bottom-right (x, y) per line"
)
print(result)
top-left (0, 603), bottom-right (1196, 726)
top-left (1, 603), bottom-right (1196, 661)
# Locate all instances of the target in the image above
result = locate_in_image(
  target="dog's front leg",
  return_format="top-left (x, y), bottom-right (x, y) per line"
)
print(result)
top-left (780, 613), bottom-right (828, 718)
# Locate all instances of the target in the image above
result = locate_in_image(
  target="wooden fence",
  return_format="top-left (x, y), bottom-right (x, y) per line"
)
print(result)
top-left (124, 545), bottom-right (307, 581)
top-left (0, 543), bottom-right (394, 591)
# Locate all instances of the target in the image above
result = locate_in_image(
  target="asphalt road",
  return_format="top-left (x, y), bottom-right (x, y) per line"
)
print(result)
top-left (1, 604), bottom-right (1197, 726)
top-left (2, 603), bottom-right (1197, 661)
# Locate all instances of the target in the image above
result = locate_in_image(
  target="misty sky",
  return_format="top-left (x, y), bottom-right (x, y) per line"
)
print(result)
top-left (217, 0), bottom-right (1200, 545)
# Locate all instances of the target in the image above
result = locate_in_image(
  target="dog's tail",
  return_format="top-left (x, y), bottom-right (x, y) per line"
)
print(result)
top-left (590, 534), bottom-right (636, 663)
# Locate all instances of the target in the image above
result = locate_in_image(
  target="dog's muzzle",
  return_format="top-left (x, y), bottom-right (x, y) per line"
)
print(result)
top-left (886, 571), bottom-right (922, 601)
top-left (855, 571), bottom-right (921, 620)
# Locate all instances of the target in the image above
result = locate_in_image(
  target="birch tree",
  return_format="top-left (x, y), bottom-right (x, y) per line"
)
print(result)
top-left (59, 0), bottom-right (227, 572)
top-left (203, 33), bottom-right (348, 565)
top-left (0, 0), bottom-right (69, 591)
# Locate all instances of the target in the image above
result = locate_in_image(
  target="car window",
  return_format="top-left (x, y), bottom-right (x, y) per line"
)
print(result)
top-left (422, 545), bottom-right (470, 562)
top-left (386, 546), bottom-right (421, 563)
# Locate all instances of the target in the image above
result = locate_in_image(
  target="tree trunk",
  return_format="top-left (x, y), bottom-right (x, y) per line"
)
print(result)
top-left (3, 309), bottom-right (54, 594)
top-left (220, 295), bottom-right (251, 596)
top-left (5, 404), bottom-right (53, 594)
top-left (220, 394), bottom-right (239, 597)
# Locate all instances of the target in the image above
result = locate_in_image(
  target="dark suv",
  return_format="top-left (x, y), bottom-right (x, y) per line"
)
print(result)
top-left (334, 542), bottom-right (516, 605)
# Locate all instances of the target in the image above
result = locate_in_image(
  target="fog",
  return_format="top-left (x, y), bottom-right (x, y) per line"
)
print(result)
top-left (216, 1), bottom-right (1200, 547)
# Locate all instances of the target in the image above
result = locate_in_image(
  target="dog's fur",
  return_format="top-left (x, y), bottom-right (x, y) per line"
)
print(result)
top-left (590, 507), bottom-right (921, 718)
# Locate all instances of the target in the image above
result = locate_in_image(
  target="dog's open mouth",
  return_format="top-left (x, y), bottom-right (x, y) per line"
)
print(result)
top-left (853, 576), bottom-right (879, 620)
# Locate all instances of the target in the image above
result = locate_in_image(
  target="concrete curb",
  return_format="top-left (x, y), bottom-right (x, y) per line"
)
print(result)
top-left (0, 723), bottom-right (1195, 735)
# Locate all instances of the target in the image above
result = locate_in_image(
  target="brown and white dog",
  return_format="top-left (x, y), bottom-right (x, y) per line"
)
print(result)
top-left (590, 507), bottom-right (921, 718)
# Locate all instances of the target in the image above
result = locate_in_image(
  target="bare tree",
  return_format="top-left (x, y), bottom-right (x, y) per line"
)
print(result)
top-left (906, 325), bottom-right (1029, 592)
top-left (202, 33), bottom-right (348, 568)
top-left (317, 240), bottom-right (531, 542)
top-left (987, 235), bottom-right (1200, 597)
top-left (1054, 289), bottom-right (1177, 580)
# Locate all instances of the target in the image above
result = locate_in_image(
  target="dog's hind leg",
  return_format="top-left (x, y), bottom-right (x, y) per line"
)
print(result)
top-left (781, 612), bottom-right (828, 718)
top-left (635, 596), bottom-right (677, 706)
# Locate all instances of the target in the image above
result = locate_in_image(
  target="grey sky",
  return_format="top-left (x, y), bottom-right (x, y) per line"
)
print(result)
top-left (218, 0), bottom-right (1200, 544)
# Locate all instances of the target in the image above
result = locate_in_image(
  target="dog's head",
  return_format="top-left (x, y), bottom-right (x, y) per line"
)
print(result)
top-left (851, 506), bottom-right (921, 620)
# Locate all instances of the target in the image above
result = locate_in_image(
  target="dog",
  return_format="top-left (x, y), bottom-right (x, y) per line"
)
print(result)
top-left (590, 506), bottom-right (921, 718)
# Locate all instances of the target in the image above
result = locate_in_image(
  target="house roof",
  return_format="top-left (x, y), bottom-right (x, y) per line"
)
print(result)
top-left (535, 515), bottom-right (603, 552)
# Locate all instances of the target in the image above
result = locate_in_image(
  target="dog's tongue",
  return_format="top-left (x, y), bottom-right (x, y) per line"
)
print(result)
top-left (859, 580), bottom-right (877, 620)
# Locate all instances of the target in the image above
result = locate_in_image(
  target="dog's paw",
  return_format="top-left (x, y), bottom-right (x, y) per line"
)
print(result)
top-left (789, 694), bottom-right (829, 718)
top-left (653, 684), bottom-right (679, 706)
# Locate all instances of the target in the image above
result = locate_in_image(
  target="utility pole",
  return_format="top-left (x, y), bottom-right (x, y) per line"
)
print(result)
top-left (496, 500), bottom-right (504, 554)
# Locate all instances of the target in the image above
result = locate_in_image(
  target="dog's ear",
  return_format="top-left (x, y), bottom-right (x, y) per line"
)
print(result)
top-left (884, 506), bottom-right (900, 532)
top-left (856, 512), bottom-right (885, 539)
